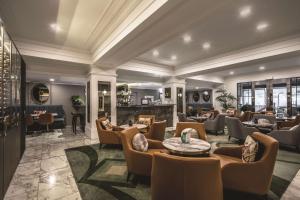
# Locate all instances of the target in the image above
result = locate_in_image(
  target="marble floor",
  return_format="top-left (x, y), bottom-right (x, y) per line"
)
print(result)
top-left (4, 128), bottom-right (300, 200)
top-left (4, 128), bottom-right (98, 200)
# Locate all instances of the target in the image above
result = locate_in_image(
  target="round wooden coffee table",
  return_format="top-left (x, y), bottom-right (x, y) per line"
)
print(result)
top-left (162, 137), bottom-right (211, 156)
top-left (120, 124), bottom-right (147, 130)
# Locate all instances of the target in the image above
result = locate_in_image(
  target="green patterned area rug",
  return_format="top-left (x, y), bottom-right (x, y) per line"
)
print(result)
top-left (65, 140), bottom-right (300, 200)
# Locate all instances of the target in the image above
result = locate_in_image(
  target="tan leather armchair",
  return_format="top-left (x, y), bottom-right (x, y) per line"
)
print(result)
top-left (138, 115), bottom-right (155, 133)
top-left (120, 127), bottom-right (165, 180)
top-left (145, 120), bottom-right (167, 141)
top-left (174, 122), bottom-right (207, 140)
top-left (212, 132), bottom-right (279, 196)
top-left (95, 117), bottom-right (124, 147)
top-left (151, 153), bottom-right (223, 200)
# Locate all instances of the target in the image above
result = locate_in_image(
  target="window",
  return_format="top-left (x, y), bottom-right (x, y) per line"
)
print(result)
top-left (255, 88), bottom-right (267, 112)
top-left (273, 87), bottom-right (287, 113)
top-left (242, 89), bottom-right (252, 105)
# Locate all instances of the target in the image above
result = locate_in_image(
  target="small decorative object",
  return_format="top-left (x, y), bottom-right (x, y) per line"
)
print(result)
top-left (181, 128), bottom-right (191, 143)
top-left (128, 120), bottom-right (133, 127)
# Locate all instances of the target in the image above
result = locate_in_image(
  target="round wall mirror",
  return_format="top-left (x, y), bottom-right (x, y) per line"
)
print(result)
top-left (32, 83), bottom-right (50, 104)
top-left (202, 91), bottom-right (210, 102)
top-left (193, 92), bottom-right (200, 102)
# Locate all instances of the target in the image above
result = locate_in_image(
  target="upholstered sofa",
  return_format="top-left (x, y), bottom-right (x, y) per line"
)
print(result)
top-left (177, 112), bottom-right (196, 122)
top-left (26, 105), bottom-right (66, 129)
top-left (204, 114), bottom-right (226, 134)
top-left (269, 125), bottom-right (300, 151)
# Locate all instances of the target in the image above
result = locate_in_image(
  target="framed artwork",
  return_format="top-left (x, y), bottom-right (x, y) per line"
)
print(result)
top-left (165, 88), bottom-right (171, 98)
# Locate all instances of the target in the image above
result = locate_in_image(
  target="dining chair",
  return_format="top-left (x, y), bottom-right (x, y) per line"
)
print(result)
top-left (38, 113), bottom-right (54, 132)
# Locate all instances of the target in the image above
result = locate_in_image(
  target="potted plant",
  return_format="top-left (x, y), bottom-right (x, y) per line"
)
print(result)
top-left (215, 88), bottom-right (237, 112)
top-left (71, 96), bottom-right (85, 111)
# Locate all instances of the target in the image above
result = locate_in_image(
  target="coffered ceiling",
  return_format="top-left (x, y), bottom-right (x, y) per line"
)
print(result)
top-left (1, 0), bottom-right (300, 86)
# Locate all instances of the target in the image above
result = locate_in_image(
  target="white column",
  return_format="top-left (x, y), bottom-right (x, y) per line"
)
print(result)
top-left (162, 77), bottom-right (186, 127)
top-left (85, 67), bottom-right (117, 139)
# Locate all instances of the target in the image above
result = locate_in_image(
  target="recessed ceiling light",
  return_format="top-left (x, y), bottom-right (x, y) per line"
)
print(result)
top-left (152, 50), bottom-right (159, 57)
top-left (229, 71), bottom-right (234, 75)
top-left (256, 22), bottom-right (269, 31)
top-left (259, 66), bottom-right (265, 70)
top-left (49, 78), bottom-right (55, 82)
top-left (239, 6), bottom-right (252, 18)
top-left (202, 42), bottom-right (211, 50)
top-left (171, 55), bottom-right (177, 60)
top-left (50, 23), bottom-right (62, 32)
top-left (182, 34), bottom-right (192, 43)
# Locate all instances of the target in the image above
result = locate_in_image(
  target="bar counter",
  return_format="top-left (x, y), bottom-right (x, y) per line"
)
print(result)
top-left (117, 104), bottom-right (174, 127)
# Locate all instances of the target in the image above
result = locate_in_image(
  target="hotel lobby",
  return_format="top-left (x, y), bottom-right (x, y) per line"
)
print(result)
top-left (1, 0), bottom-right (300, 200)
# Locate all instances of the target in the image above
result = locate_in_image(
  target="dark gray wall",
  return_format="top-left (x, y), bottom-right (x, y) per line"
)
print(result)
top-left (130, 88), bottom-right (160, 105)
top-left (26, 83), bottom-right (85, 125)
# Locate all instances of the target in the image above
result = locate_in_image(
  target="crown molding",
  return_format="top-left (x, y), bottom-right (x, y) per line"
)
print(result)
top-left (15, 38), bottom-right (92, 65)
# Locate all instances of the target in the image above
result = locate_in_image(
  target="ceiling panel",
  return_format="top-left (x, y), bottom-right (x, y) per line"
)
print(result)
top-left (0, 0), bottom-right (148, 50)
top-left (137, 0), bottom-right (300, 67)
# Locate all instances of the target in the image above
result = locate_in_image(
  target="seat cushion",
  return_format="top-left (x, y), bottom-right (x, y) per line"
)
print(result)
top-left (211, 154), bottom-right (242, 168)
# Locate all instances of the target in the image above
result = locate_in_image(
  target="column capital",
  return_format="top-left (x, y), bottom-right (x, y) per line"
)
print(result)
top-left (88, 65), bottom-right (117, 77)
top-left (164, 76), bottom-right (186, 85)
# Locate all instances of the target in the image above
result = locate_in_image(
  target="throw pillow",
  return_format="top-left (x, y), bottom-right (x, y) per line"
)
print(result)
top-left (202, 112), bottom-right (212, 118)
top-left (181, 128), bottom-right (199, 139)
top-left (101, 119), bottom-right (113, 130)
top-left (242, 135), bottom-right (258, 163)
top-left (138, 117), bottom-right (152, 126)
top-left (132, 133), bottom-right (148, 152)
top-left (289, 125), bottom-right (299, 131)
top-left (258, 118), bottom-right (270, 124)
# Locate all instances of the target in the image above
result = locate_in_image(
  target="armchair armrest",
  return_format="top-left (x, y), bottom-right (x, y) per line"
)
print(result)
top-left (112, 126), bottom-right (124, 131)
top-left (214, 146), bottom-right (243, 159)
top-left (147, 139), bottom-right (164, 149)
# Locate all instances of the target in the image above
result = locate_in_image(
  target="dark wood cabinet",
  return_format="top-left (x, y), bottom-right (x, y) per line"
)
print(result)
top-left (0, 22), bottom-right (26, 200)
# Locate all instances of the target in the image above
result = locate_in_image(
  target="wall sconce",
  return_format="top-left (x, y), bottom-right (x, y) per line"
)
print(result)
top-left (103, 90), bottom-right (107, 95)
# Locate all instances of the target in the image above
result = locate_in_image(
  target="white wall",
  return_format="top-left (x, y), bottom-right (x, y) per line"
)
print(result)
top-left (224, 65), bottom-right (300, 105)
